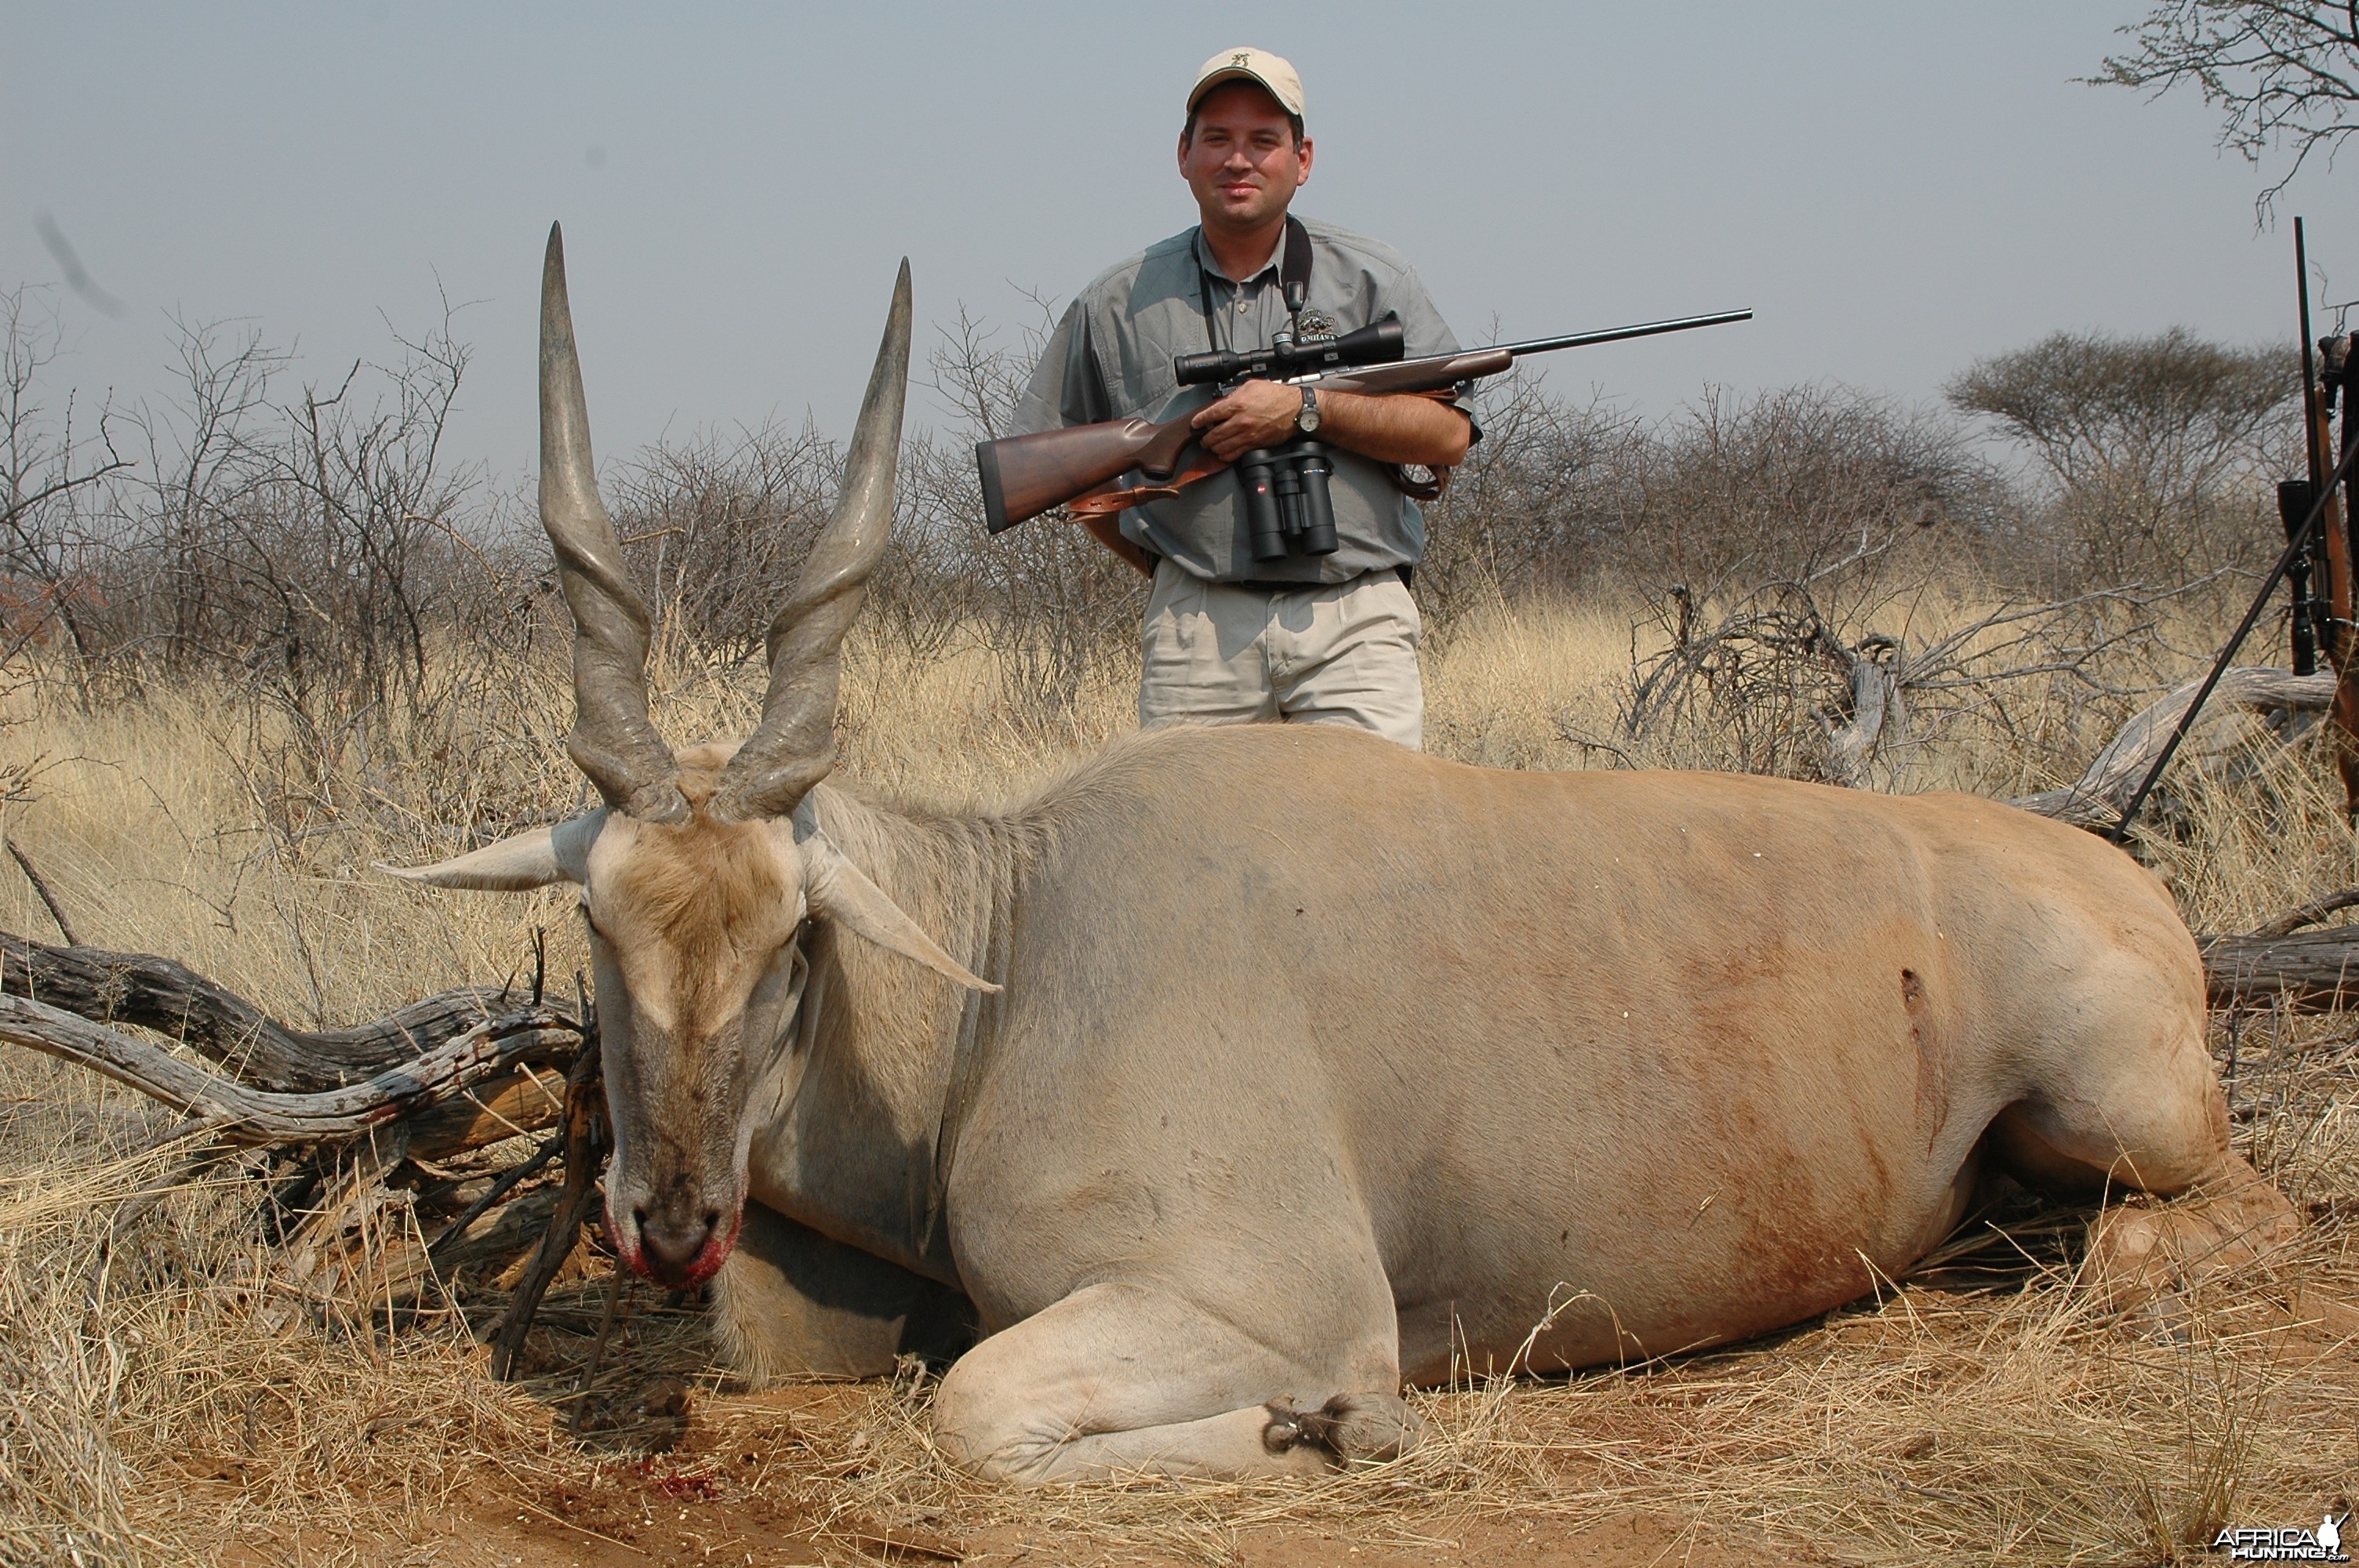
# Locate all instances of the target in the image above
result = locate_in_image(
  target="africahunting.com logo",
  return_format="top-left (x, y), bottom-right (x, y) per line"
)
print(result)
top-left (2212, 1513), bottom-right (2348, 1562)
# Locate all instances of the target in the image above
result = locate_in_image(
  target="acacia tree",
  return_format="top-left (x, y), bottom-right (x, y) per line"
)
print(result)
top-left (1946, 328), bottom-right (2293, 580)
top-left (2097, 2), bottom-right (2359, 216)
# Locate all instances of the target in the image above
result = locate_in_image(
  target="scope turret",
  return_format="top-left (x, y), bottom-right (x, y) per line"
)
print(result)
top-left (1173, 316), bottom-right (1405, 388)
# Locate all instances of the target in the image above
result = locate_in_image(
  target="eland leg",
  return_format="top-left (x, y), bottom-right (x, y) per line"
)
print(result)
top-left (1991, 1003), bottom-right (2296, 1307)
top-left (929, 1279), bottom-right (1417, 1484)
top-left (713, 1202), bottom-right (974, 1381)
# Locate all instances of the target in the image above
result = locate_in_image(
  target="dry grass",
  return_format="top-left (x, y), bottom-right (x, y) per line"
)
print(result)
top-left (1, 592), bottom-right (2354, 1566)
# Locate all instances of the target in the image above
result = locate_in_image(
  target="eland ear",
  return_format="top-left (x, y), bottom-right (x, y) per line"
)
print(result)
top-left (801, 833), bottom-right (999, 993)
top-left (380, 813), bottom-right (606, 892)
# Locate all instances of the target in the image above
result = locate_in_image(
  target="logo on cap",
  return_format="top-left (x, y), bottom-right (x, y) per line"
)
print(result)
top-left (1189, 47), bottom-right (1306, 118)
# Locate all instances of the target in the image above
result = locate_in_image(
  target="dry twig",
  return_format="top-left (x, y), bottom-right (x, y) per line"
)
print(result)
top-left (490, 1034), bottom-right (609, 1381)
top-left (4, 838), bottom-right (78, 945)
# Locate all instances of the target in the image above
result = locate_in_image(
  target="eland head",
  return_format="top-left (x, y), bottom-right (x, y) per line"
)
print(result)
top-left (385, 226), bottom-right (992, 1290)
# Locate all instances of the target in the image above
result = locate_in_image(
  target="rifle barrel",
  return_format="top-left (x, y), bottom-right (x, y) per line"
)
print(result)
top-left (2299, 218), bottom-right (2325, 498)
top-left (1492, 308), bottom-right (1754, 361)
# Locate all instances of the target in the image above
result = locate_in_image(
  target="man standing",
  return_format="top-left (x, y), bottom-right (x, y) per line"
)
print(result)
top-left (1013, 48), bottom-right (1473, 750)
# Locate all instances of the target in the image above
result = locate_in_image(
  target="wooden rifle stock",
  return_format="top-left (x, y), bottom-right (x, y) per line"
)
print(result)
top-left (980, 418), bottom-right (1196, 533)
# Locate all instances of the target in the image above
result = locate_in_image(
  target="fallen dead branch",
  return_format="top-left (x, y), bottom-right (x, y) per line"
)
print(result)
top-left (0, 930), bottom-right (518, 1092)
top-left (2248, 885), bottom-right (2359, 939)
top-left (2193, 889), bottom-right (2359, 1011)
top-left (1617, 571), bottom-right (2208, 790)
top-left (0, 928), bottom-right (605, 1376)
top-left (0, 991), bottom-right (576, 1144)
top-left (492, 1039), bottom-right (609, 1381)
top-left (2009, 666), bottom-right (2337, 829)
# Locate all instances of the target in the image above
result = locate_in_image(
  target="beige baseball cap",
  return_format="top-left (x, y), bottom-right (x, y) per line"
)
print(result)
top-left (1187, 47), bottom-right (1305, 119)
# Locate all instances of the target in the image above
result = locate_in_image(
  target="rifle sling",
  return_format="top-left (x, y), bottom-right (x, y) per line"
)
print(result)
top-left (1198, 216), bottom-right (1315, 351)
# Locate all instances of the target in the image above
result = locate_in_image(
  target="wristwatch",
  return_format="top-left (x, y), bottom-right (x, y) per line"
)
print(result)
top-left (1296, 386), bottom-right (1322, 435)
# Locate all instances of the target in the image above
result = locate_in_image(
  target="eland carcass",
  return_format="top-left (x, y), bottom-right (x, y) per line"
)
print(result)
top-left (391, 227), bottom-right (2295, 1483)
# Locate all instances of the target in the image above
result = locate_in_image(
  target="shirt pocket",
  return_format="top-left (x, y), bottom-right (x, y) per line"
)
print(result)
top-left (1096, 299), bottom-right (1190, 421)
top-left (1104, 346), bottom-right (1180, 422)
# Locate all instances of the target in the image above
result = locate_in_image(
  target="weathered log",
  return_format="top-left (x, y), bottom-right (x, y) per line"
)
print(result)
top-left (430, 1134), bottom-right (561, 1259)
top-left (402, 1065), bottom-right (568, 1159)
top-left (359, 1185), bottom-right (568, 1308)
top-left (2010, 666), bottom-right (2338, 829)
top-left (432, 1185), bottom-right (566, 1293)
top-left (0, 992), bottom-right (581, 1145)
top-left (284, 1177), bottom-right (566, 1313)
top-left (1823, 635), bottom-right (1901, 787)
top-left (2200, 927), bottom-right (2359, 1011)
top-left (0, 931), bottom-right (546, 1094)
top-left (0, 926), bottom-right (605, 1363)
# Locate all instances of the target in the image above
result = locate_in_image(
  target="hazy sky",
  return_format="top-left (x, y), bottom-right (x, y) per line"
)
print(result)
top-left (4, 3), bottom-right (2351, 485)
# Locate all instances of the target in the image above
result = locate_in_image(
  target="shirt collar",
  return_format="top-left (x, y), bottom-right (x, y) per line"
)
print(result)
top-left (1194, 225), bottom-right (1282, 285)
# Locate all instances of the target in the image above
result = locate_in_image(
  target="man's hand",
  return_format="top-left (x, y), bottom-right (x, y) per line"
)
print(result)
top-left (1189, 379), bottom-right (1303, 460)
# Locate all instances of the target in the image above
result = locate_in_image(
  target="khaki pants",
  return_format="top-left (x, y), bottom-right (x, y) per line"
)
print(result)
top-left (1137, 560), bottom-right (1423, 750)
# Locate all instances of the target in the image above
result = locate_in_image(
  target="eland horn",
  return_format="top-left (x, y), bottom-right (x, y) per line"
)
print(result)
top-left (712, 259), bottom-right (912, 823)
top-left (540, 222), bottom-right (684, 822)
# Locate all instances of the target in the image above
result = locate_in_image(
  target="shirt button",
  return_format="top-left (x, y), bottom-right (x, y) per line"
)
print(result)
top-left (1235, 300), bottom-right (1249, 314)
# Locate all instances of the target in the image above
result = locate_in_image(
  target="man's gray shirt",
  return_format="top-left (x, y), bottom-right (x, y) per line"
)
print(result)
top-left (1012, 218), bottom-right (1468, 584)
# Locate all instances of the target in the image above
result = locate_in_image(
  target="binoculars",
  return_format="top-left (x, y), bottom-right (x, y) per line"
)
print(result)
top-left (1177, 314), bottom-right (1402, 561)
top-left (1237, 441), bottom-right (1339, 561)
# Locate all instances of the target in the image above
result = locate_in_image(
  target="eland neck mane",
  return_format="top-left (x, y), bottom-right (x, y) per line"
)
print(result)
top-left (739, 730), bottom-right (1178, 1283)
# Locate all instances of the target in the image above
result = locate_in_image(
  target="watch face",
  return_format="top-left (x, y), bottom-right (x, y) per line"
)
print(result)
top-left (1298, 390), bottom-right (1321, 433)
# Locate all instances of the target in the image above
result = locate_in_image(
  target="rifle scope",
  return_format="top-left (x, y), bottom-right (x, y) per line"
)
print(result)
top-left (1173, 317), bottom-right (1405, 387)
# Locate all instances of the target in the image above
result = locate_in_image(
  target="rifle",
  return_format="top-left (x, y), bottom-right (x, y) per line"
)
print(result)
top-left (2295, 216), bottom-right (2354, 670)
top-left (976, 308), bottom-right (1753, 535)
